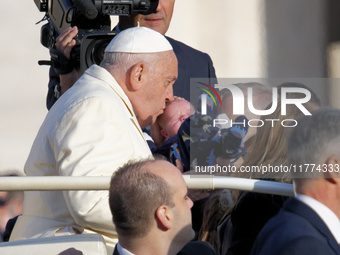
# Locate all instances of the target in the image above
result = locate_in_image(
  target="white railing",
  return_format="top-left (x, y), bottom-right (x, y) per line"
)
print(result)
top-left (0, 176), bottom-right (294, 196)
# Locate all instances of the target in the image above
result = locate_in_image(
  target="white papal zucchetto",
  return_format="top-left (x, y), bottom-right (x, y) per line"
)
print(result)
top-left (105, 26), bottom-right (173, 53)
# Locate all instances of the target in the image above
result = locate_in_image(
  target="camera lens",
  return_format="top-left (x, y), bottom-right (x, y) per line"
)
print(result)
top-left (80, 33), bottom-right (116, 73)
top-left (91, 40), bottom-right (110, 65)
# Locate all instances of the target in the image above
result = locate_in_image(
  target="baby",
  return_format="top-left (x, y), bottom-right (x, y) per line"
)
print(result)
top-left (149, 96), bottom-right (248, 172)
top-left (147, 98), bottom-right (193, 172)
top-left (157, 98), bottom-right (194, 142)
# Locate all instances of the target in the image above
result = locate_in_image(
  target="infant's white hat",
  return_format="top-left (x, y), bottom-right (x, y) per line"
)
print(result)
top-left (105, 26), bottom-right (173, 53)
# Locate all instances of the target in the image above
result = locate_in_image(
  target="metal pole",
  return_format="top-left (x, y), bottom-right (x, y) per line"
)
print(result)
top-left (0, 176), bottom-right (294, 196)
top-left (0, 177), bottom-right (110, 191)
top-left (183, 175), bottom-right (294, 196)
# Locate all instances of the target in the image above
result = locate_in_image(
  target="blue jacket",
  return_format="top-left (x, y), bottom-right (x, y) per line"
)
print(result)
top-left (251, 197), bottom-right (340, 255)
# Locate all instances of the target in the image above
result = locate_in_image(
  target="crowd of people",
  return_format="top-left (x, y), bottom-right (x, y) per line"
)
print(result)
top-left (1, 0), bottom-right (340, 255)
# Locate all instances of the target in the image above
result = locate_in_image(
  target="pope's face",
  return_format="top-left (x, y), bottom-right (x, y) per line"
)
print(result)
top-left (136, 51), bottom-right (178, 128)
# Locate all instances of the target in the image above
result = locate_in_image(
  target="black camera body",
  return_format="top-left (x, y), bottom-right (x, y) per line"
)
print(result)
top-left (34, 0), bottom-right (158, 73)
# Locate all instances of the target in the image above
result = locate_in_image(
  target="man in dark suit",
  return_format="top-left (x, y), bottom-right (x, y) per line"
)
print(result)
top-left (47, 0), bottom-right (216, 109)
top-left (109, 159), bottom-right (217, 255)
top-left (251, 107), bottom-right (340, 255)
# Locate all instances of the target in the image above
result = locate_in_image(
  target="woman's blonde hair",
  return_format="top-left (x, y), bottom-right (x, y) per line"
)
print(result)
top-left (238, 99), bottom-right (320, 182)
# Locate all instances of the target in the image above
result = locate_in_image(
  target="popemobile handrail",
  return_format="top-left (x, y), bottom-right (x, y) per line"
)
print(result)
top-left (0, 176), bottom-right (294, 196)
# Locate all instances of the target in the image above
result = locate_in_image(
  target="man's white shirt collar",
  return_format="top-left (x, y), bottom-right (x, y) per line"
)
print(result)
top-left (117, 242), bottom-right (135, 255)
top-left (296, 193), bottom-right (340, 243)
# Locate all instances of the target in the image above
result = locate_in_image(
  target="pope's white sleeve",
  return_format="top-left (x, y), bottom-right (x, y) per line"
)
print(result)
top-left (52, 96), bottom-right (146, 233)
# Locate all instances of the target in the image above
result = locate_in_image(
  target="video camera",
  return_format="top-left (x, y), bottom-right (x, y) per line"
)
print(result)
top-left (34, 0), bottom-right (159, 73)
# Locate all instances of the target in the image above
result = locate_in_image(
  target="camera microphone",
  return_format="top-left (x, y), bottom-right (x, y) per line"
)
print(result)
top-left (74, 0), bottom-right (98, 20)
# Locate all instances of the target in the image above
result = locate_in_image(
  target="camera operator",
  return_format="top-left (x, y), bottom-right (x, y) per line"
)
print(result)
top-left (47, 0), bottom-right (217, 110)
